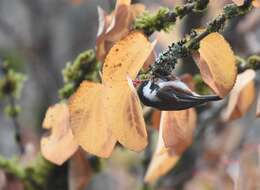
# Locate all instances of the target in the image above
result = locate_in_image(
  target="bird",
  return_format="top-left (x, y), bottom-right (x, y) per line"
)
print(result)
top-left (137, 75), bottom-right (221, 111)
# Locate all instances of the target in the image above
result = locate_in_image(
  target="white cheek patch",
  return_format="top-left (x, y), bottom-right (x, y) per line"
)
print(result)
top-left (143, 81), bottom-right (159, 101)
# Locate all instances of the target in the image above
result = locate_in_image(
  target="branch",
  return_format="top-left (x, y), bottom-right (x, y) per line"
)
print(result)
top-left (0, 61), bottom-right (26, 153)
top-left (150, 1), bottom-right (253, 76)
top-left (134, 0), bottom-right (209, 36)
top-left (8, 95), bottom-right (24, 153)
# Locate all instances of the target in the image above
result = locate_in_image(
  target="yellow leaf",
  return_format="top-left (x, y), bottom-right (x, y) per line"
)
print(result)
top-left (197, 32), bottom-right (237, 97)
top-left (162, 109), bottom-right (197, 155)
top-left (102, 31), bottom-right (154, 83)
top-left (222, 69), bottom-right (256, 122)
top-left (69, 149), bottom-right (92, 190)
top-left (144, 121), bottom-right (179, 183)
top-left (69, 81), bottom-right (117, 158)
top-left (104, 80), bottom-right (147, 151)
top-left (41, 103), bottom-right (78, 165)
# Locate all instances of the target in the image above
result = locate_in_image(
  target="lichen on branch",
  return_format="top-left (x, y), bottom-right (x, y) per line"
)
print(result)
top-left (59, 49), bottom-right (100, 99)
top-left (149, 1), bottom-right (253, 77)
top-left (134, 0), bottom-right (209, 36)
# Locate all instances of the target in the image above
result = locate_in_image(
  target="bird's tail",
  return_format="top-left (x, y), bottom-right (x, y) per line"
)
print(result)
top-left (194, 95), bottom-right (222, 102)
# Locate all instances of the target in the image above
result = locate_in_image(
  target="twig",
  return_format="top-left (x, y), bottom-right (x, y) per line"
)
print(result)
top-left (236, 55), bottom-right (260, 73)
top-left (8, 95), bottom-right (24, 154)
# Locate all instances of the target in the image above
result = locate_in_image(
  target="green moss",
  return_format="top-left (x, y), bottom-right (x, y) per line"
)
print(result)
top-left (0, 61), bottom-right (26, 99)
top-left (134, 8), bottom-right (175, 36)
top-left (59, 49), bottom-right (100, 99)
top-left (4, 104), bottom-right (21, 117)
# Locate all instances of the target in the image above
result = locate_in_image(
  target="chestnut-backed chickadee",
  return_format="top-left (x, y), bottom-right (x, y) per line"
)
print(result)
top-left (137, 76), bottom-right (221, 111)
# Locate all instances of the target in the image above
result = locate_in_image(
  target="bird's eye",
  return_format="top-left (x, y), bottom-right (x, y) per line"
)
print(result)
top-left (150, 82), bottom-right (159, 91)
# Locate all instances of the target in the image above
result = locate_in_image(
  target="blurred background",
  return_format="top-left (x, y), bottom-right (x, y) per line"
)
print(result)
top-left (0, 0), bottom-right (259, 190)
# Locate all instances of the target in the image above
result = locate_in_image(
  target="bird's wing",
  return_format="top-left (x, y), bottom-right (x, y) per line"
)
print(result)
top-left (157, 86), bottom-right (199, 103)
top-left (157, 86), bottom-right (220, 103)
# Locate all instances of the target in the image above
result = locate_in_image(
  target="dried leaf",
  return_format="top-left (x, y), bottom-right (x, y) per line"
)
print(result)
top-left (104, 80), bottom-right (147, 151)
top-left (257, 94), bottom-right (260, 117)
top-left (105, 0), bottom-right (131, 42)
top-left (69, 82), bottom-right (116, 158)
top-left (69, 149), bottom-right (92, 190)
top-left (253, 0), bottom-right (260, 7)
top-left (96, 1), bottom-right (146, 62)
top-left (96, 7), bottom-right (112, 61)
top-left (196, 32), bottom-right (237, 97)
top-left (151, 110), bottom-right (161, 130)
top-left (232, 0), bottom-right (244, 6)
top-left (103, 31), bottom-right (154, 83)
top-left (41, 103), bottom-right (78, 165)
top-left (162, 109), bottom-right (197, 155)
top-left (222, 69), bottom-right (256, 122)
top-left (144, 122), bottom-right (179, 183)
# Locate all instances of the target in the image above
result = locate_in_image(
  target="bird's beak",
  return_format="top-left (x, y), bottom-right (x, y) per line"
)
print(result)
top-left (132, 79), bottom-right (143, 88)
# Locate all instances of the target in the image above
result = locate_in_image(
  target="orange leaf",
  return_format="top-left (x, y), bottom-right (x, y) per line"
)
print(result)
top-left (69, 149), bottom-right (92, 190)
top-left (151, 110), bottom-right (161, 130)
top-left (144, 121), bottom-right (179, 183)
top-left (252, 0), bottom-right (260, 7)
top-left (41, 103), bottom-right (78, 165)
top-left (105, 0), bottom-right (131, 42)
top-left (104, 80), bottom-right (147, 151)
top-left (232, 0), bottom-right (244, 6)
top-left (96, 7), bottom-right (112, 61)
top-left (102, 31), bottom-right (154, 83)
top-left (96, 2), bottom-right (146, 62)
top-left (196, 32), bottom-right (237, 97)
top-left (69, 82), bottom-right (116, 158)
top-left (162, 109), bottom-right (197, 155)
top-left (222, 69), bottom-right (256, 122)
